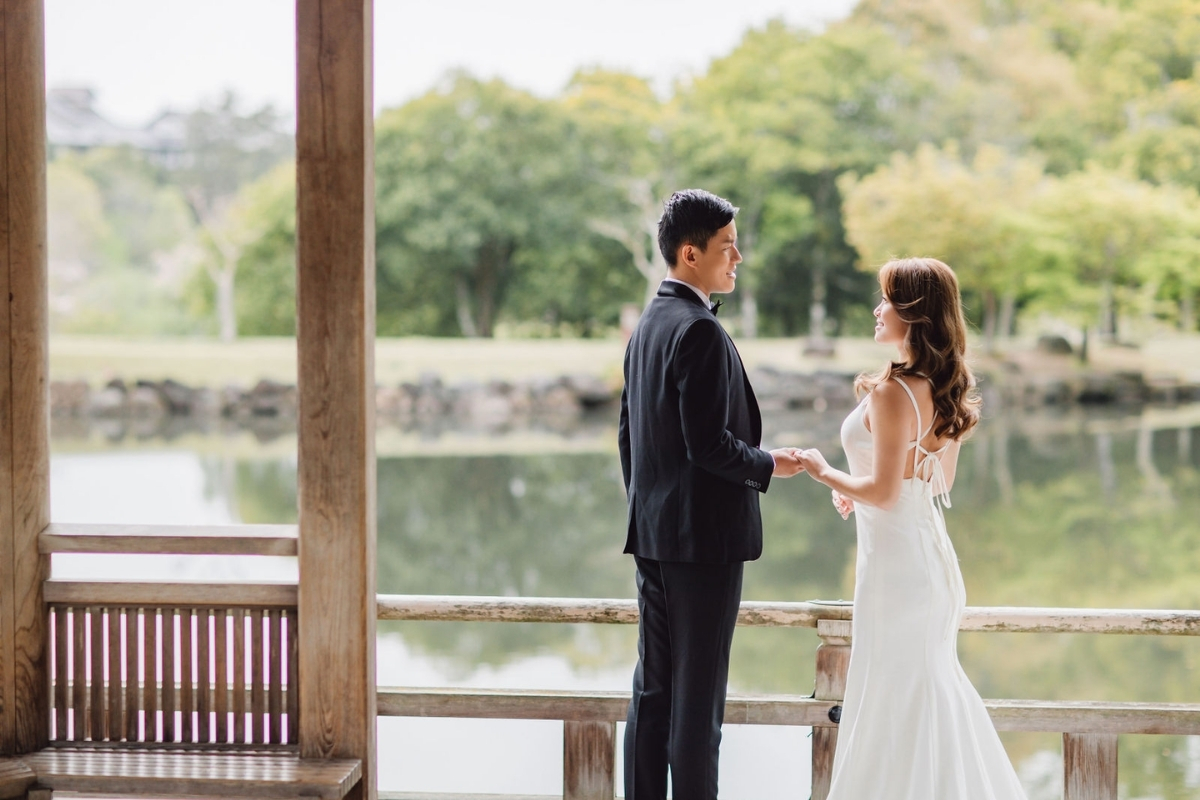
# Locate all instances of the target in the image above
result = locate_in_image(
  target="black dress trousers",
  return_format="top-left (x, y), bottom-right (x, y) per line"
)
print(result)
top-left (624, 555), bottom-right (744, 800)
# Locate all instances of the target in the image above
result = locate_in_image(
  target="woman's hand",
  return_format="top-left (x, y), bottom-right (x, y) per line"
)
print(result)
top-left (794, 448), bottom-right (830, 482)
top-left (831, 490), bottom-right (854, 520)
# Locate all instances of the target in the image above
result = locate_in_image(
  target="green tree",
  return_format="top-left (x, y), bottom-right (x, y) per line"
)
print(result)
top-left (1031, 165), bottom-right (1200, 341)
top-left (841, 143), bottom-right (1057, 349)
top-left (560, 69), bottom-right (676, 307)
top-left (375, 74), bottom-right (579, 337)
top-left (678, 19), bottom-right (933, 339)
top-left (169, 93), bottom-right (293, 341)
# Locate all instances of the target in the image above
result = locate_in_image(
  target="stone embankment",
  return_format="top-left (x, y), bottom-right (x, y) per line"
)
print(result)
top-left (49, 349), bottom-right (1200, 431)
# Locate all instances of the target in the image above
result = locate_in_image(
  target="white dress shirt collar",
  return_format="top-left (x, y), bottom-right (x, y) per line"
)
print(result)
top-left (662, 276), bottom-right (713, 308)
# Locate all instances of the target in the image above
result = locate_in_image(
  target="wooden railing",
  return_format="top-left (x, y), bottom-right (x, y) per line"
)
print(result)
top-left (37, 526), bottom-right (1200, 800)
top-left (378, 594), bottom-right (1200, 800)
top-left (40, 524), bottom-right (299, 748)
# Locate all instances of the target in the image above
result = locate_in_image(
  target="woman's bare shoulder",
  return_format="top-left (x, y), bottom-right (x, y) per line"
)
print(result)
top-left (864, 379), bottom-right (913, 429)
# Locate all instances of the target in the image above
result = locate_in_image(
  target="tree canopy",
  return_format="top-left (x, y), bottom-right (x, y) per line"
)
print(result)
top-left (47, 0), bottom-right (1200, 342)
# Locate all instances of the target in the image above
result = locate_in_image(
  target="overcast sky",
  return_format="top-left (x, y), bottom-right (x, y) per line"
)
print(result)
top-left (47, 0), bottom-right (858, 125)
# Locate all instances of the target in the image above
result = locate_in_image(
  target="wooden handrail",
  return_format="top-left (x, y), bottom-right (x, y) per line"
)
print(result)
top-left (376, 594), bottom-right (1200, 635)
top-left (45, 580), bottom-right (297, 608)
top-left (40, 523), bottom-right (298, 556)
top-left (376, 688), bottom-right (1200, 735)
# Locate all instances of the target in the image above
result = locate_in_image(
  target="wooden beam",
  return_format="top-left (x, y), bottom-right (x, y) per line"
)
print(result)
top-left (44, 581), bottom-right (297, 609)
top-left (375, 594), bottom-right (1200, 636)
top-left (376, 688), bottom-right (1200, 736)
top-left (563, 721), bottom-right (615, 800)
top-left (296, 2), bottom-right (376, 799)
top-left (1063, 732), bottom-right (1118, 800)
top-left (0, 0), bottom-right (50, 756)
top-left (39, 523), bottom-right (299, 556)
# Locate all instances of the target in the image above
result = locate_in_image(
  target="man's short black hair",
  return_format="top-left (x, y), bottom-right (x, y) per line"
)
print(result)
top-left (657, 189), bottom-right (739, 267)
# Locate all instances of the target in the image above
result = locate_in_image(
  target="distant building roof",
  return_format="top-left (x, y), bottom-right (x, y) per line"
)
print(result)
top-left (47, 87), bottom-right (185, 158)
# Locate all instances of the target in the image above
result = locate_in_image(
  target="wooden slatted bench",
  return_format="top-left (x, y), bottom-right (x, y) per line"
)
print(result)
top-left (21, 748), bottom-right (360, 799)
top-left (24, 529), bottom-right (364, 800)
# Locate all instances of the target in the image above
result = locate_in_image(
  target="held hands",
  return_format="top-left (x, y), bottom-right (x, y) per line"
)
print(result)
top-left (769, 448), bottom-right (806, 478)
top-left (793, 447), bottom-right (830, 480)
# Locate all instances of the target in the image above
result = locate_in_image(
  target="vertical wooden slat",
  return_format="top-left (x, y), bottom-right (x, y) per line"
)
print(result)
top-left (53, 608), bottom-right (66, 741)
top-left (268, 608), bottom-right (282, 744)
top-left (233, 609), bottom-right (246, 744)
top-left (143, 609), bottom-right (157, 742)
top-left (180, 608), bottom-right (194, 743)
top-left (197, 610), bottom-right (211, 743)
top-left (214, 609), bottom-right (228, 744)
top-left (71, 607), bottom-right (85, 741)
top-left (564, 720), bottom-right (615, 800)
top-left (162, 609), bottom-right (175, 743)
top-left (124, 607), bottom-right (138, 742)
top-left (106, 608), bottom-right (120, 741)
top-left (1064, 732), bottom-right (1118, 800)
top-left (88, 608), bottom-right (103, 740)
top-left (0, 0), bottom-right (51, 758)
top-left (286, 609), bottom-right (298, 745)
top-left (811, 619), bottom-right (852, 800)
top-left (250, 608), bottom-right (264, 744)
top-left (296, 6), bottom-right (378, 797)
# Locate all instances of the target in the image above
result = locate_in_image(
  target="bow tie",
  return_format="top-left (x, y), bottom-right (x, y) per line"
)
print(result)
top-left (710, 300), bottom-right (722, 316)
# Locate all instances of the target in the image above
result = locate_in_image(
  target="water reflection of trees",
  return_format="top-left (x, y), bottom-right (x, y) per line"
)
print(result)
top-left (221, 411), bottom-right (1200, 799)
top-left (224, 415), bottom-right (1200, 692)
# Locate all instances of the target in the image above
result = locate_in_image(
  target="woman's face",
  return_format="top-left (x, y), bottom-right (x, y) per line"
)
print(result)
top-left (874, 291), bottom-right (910, 348)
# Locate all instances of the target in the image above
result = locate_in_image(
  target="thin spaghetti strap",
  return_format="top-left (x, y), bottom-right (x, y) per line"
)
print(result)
top-left (892, 377), bottom-right (922, 476)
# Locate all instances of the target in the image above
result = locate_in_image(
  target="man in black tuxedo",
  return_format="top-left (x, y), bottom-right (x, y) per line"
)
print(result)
top-left (619, 189), bottom-right (804, 799)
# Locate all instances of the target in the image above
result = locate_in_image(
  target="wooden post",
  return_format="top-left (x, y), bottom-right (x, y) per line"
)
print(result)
top-left (811, 619), bottom-right (851, 800)
top-left (563, 720), bottom-right (615, 800)
top-left (0, 0), bottom-right (51, 757)
top-left (1064, 732), bottom-right (1117, 800)
top-left (296, 1), bottom-right (377, 798)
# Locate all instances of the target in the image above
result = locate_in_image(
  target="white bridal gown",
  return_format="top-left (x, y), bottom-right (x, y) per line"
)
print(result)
top-left (826, 377), bottom-right (1027, 800)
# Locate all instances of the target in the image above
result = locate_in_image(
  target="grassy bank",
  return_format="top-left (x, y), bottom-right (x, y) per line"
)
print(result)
top-left (49, 334), bottom-right (1200, 388)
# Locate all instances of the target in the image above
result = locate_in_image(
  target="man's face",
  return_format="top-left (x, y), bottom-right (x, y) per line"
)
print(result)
top-left (678, 221), bottom-right (741, 296)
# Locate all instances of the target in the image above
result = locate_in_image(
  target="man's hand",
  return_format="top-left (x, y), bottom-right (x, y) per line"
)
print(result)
top-left (769, 448), bottom-right (806, 478)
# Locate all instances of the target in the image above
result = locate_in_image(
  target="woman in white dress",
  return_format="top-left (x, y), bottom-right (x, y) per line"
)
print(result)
top-left (794, 257), bottom-right (1027, 800)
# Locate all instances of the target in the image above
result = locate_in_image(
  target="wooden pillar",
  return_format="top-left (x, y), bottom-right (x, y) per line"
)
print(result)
top-left (563, 720), bottom-right (615, 800)
top-left (811, 619), bottom-right (851, 800)
top-left (295, 1), bottom-right (376, 799)
top-left (0, 0), bottom-right (51, 757)
top-left (1063, 732), bottom-right (1117, 800)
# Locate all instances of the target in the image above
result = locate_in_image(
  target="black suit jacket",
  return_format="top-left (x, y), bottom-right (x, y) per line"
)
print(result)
top-left (618, 281), bottom-right (775, 564)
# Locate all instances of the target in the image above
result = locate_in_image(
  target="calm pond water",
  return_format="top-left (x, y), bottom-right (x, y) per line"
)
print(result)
top-left (48, 402), bottom-right (1200, 799)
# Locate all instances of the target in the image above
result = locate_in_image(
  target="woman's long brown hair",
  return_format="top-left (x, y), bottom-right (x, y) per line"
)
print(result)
top-left (854, 257), bottom-right (982, 441)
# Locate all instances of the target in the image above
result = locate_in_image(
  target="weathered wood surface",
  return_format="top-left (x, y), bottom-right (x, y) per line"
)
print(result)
top-left (0, 757), bottom-right (35, 798)
top-left (50, 605), bottom-right (292, 746)
top-left (39, 523), bottom-right (299, 556)
top-left (812, 620), bottom-right (852, 800)
top-left (0, 0), bottom-right (51, 757)
top-left (563, 721), bottom-right (614, 800)
top-left (377, 688), bottom-right (838, 727)
top-left (23, 748), bottom-right (362, 799)
top-left (1064, 732), bottom-right (1117, 800)
top-left (377, 595), bottom-right (1200, 635)
top-left (296, 2), bottom-right (377, 798)
top-left (377, 595), bottom-right (852, 627)
top-left (378, 688), bottom-right (1200, 735)
top-left (45, 581), bottom-right (297, 609)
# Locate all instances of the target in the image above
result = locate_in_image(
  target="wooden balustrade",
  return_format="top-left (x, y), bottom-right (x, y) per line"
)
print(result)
top-left (378, 594), bottom-right (1200, 800)
top-left (46, 596), bottom-right (297, 747)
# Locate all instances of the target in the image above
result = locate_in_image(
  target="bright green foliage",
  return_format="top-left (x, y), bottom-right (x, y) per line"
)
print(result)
top-left (375, 75), bottom-right (582, 337)
top-left (677, 19), bottom-right (933, 335)
top-left (842, 143), bottom-right (1059, 344)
